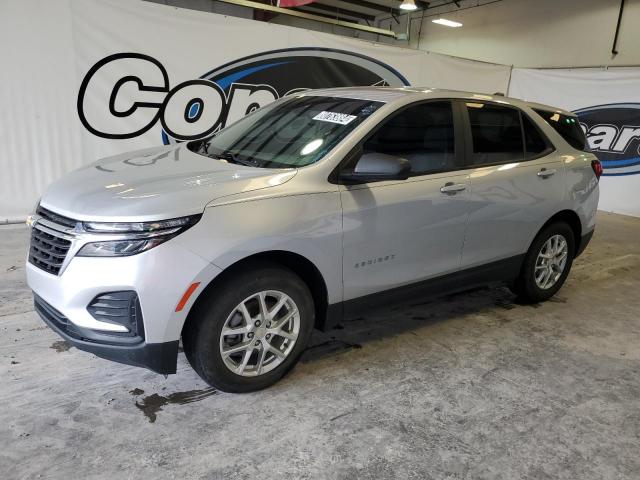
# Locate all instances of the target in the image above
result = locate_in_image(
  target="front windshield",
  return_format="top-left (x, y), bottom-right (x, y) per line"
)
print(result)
top-left (191, 96), bottom-right (383, 168)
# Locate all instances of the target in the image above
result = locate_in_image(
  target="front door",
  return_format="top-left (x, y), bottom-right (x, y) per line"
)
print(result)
top-left (340, 100), bottom-right (471, 301)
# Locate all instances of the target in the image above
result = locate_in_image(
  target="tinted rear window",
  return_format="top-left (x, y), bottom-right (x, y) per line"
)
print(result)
top-left (466, 103), bottom-right (523, 165)
top-left (533, 109), bottom-right (586, 150)
top-left (522, 114), bottom-right (552, 158)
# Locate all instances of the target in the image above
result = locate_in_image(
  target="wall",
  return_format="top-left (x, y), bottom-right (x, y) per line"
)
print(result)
top-left (0, 0), bottom-right (83, 221)
top-left (417, 0), bottom-right (640, 68)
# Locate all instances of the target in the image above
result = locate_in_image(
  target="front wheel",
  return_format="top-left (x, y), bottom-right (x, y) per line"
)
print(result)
top-left (511, 222), bottom-right (575, 303)
top-left (183, 262), bottom-right (314, 393)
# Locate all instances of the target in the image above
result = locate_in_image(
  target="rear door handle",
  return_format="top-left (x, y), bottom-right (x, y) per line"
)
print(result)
top-left (537, 168), bottom-right (557, 178)
top-left (440, 182), bottom-right (467, 194)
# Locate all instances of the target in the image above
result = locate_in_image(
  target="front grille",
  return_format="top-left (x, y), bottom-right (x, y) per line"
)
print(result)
top-left (29, 226), bottom-right (72, 275)
top-left (28, 206), bottom-right (78, 275)
top-left (87, 291), bottom-right (144, 338)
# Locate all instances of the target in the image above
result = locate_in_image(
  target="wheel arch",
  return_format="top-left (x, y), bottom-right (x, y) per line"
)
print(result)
top-left (181, 250), bottom-right (332, 339)
top-left (533, 209), bottom-right (582, 255)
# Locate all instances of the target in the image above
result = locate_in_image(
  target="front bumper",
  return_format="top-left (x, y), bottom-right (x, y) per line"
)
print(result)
top-left (26, 238), bottom-right (221, 343)
top-left (35, 294), bottom-right (179, 374)
top-left (26, 228), bottom-right (222, 374)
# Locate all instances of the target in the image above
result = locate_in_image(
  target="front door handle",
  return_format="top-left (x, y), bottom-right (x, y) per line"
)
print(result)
top-left (440, 182), bottom-right (467, 194)
top-left (537, 168), bottom-right (557, 178)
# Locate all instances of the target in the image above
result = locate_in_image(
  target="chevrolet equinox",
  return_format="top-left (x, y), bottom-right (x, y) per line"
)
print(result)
top-left (27, 87), bottom-right (600, 392)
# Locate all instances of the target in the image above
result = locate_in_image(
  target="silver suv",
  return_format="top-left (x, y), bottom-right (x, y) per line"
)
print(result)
top-left (26, 87), bottom-right (600, 392)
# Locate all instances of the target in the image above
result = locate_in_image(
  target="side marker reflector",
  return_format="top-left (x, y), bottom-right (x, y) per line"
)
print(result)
top-left (175, 282), bottom-right (201, 312)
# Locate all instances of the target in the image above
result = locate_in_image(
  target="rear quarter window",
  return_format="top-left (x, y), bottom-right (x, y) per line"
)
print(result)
top-left (533, 109), bottom-right (587, 150)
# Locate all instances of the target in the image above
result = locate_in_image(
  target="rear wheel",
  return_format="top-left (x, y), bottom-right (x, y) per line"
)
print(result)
top-left (183, 262), bottom-right (314, 393)
top-left (511, 222), bottom-right (575, 303)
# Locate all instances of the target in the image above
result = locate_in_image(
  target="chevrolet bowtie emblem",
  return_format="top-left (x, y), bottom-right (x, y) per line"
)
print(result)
top-left (26, 215), bottom-right (37, 227)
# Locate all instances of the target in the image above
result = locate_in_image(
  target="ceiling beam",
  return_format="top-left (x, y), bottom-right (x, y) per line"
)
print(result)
top-left (297, 2), bottom-right (376, 22)
top-left (293, 6), bottom-right (365, 24)
top-left (345, 0), bottom-right (400, 15)
top-left (340, 0), bottom-right (430, 16)
top-left (214, 0), bottom-right (397, 37)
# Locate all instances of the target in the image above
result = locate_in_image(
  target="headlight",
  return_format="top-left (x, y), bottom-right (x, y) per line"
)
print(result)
top-left (76, 215), bottom-right (201, 257)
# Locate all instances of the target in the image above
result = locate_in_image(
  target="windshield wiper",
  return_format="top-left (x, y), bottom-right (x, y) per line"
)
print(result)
top-left (216, 151), bottom-right (256, 167)
top-left (199, 140), bottom-right (211, 154)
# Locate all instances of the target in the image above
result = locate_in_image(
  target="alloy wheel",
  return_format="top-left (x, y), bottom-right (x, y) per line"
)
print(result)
top-left (534, 234), bottom-right (568, 290)
top-left (219, 290), bottom-right (300, 377)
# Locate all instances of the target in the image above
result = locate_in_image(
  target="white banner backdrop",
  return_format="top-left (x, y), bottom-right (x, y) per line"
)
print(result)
top-left (0, 0), bottom-right (511, 221)
top-left (509, 68), bottom-right (640, 218)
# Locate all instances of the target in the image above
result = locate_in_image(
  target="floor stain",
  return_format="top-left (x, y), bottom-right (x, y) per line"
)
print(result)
top-left (135, 388), bottom-right (218, 423)
top-left (129, 388), bottom-right (144, 396)
top-left (495, 300), bottom-right (516, 310)
top-left (329, 411), bottom-right (353, 422)
top-left (302, 338), bottom-right (362, 361)
top-left (548, 296), bottom-right (568, 303)
top-left (320, 338), bottom-right (363, 351)
top-left (50, 340), bottom-right (72, 352)
top-left (513, 298), bottom-right (543, 308)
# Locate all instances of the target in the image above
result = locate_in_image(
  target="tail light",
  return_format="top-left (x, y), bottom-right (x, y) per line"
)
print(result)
top-left (591, 159), bottom-right (603, 180)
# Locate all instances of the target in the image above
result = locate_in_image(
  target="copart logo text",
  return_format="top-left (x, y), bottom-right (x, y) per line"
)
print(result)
top-left (77, 49), bottom-right (409, 143)
top-left (575, 103), bottom-right (640, 176)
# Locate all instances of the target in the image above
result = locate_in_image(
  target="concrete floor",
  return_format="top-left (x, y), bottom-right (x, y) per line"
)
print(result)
top-left (1, 211), bottom-right (639, 480)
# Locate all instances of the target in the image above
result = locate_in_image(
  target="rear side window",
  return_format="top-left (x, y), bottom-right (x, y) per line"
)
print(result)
top-left (522, 114), bottom-right (553, 158)
top-left (533, 109), bottom-right (586, 150)
top-left (466, 103), bottom-right (523, 165)
top-left (364, 101), bottom-right (460, 175)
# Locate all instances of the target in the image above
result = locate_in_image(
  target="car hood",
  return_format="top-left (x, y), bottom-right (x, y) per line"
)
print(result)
top-left (39, 144), bottom-right (297, 221)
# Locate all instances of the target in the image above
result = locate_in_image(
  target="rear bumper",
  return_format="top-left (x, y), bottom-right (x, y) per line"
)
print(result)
top-left (34, 294), bottom-right (178, 374)
top-left (576, 229), bottom-right (595, 258)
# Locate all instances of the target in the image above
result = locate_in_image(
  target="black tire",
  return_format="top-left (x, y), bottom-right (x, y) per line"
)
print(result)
top-left (511, 222), bottom-right (575, 303)
top-left (182, 261), bottom-right (314, 393)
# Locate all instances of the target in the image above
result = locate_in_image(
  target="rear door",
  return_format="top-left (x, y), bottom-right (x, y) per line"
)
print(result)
top-left (340, 100), bottom-right (471, 301)
top-left (459, 101), bottom-right (566, 269)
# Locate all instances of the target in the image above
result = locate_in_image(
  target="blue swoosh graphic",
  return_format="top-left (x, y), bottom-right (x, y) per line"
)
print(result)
top-left (600, 156), bottom-right (640, 167)
top-left (162, 61), bottom-right (292, 144)
top-left (603, 171), bottom-right (640, 176)
top-left (212, 61), bottom-right (292, 90)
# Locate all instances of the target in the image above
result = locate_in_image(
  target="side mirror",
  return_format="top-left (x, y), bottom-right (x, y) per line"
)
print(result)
top-left (339, 152), bottom-right (411, 184)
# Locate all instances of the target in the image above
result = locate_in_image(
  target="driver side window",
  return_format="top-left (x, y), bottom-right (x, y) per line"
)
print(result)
top-left (363, 101), bottom-right (459, 175)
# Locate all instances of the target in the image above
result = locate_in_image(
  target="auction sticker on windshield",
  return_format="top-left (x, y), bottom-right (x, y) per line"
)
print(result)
top-left (313, 111), bottom-right (357, 125)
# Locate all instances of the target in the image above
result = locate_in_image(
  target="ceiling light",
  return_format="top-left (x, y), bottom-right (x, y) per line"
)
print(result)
top-left (400, 0), bottom-right (418, 11)
top-left (432, 18), bottom-right (463, 27)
